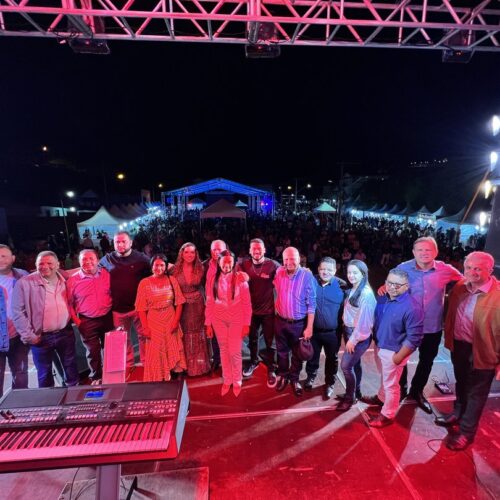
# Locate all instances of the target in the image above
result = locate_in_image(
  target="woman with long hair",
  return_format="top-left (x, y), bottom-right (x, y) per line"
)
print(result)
top-left (135, 254), bottom-right (187, 382)
top-left (172, 242), bottom-right (211, 376)
top-left (336, 259), bottom-right (376, 411)
top-left (205, 250), bottom-right (252, 397)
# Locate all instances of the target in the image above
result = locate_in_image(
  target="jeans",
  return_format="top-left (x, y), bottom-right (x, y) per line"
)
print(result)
top-left (275, 316), bottom-right (306, 383)
top-left (451, 340), bottom-right (495, 440)
top-left (340, 329), bottom-right (371, 401)
top-left (31, 328), bottom-right (79, 388)
top-left (306, 329), bottom-right (340, 385)
top-left (0, 336), bottom-right (30, 398)
top-left (400, 330), bottom-right (442, 395)
top-left (112, 310), bottom-right (146, 368)
top-left (78, 313), bottom-right (114, 380)
top-left (248, 314), bottom-right (276, 370)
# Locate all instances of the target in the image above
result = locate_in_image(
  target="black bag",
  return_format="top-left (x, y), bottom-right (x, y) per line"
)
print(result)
top-left (295, 338), bottom-right (314, 361)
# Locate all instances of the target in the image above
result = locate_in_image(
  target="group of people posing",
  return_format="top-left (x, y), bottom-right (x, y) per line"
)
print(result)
top-left (0, 233), bottom-right (498, 453)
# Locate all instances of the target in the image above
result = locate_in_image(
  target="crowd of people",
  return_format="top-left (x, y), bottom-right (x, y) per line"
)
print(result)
top-left (0, 217), bottom-right (498, 454)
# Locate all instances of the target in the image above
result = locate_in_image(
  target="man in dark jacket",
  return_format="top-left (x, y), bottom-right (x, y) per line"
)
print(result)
top-left (304, 257), bottom-right (345, 399)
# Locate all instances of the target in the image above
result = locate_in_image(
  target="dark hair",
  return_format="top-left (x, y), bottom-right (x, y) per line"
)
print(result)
top-left (213, 250), bottom-right (236, 301)
top-left (319, 256), bottom-right (336, 267)
top-left (114, 230), bottom-right (132, 239)
top-left (0, 244), bottom-right (13, 254)
top-left (347, 259), bottom-right (369, 307)
top-left (387, 268), bottom-right (409, 282)
top-left (250, 238), bottom-right (265, 247)
top-left (150, 253), bottom-right (168, 273)
top-left (173, 242), bottom-right (204, 278)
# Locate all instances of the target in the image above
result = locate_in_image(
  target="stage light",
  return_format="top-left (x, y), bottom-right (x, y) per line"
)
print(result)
top-left (484, 180), bottom-right (492, 198)
top-left (479, 212), bottom-right (487, 227)
top-left (491, 151), bottom-right (498, 171)
top-left (492, 115), bottom-right (500, 136)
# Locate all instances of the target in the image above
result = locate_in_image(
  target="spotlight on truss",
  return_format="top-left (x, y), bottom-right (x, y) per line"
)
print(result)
top-left (245, 22), bottom-right (280, 59)
top-left (69, 38), bottom-right (111, 55)
top-left (442, 30), bottom-right (475, 64)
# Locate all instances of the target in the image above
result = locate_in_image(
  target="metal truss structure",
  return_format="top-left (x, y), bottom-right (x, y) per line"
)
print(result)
top-left (1, 0), bottom-right (500, 52)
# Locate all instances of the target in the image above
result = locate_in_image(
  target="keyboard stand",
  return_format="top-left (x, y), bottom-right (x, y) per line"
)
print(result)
top-left (95, 328), bottom-right (127, 500)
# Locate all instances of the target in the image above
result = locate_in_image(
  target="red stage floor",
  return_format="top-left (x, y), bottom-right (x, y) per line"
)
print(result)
top-left (2, 344), bottom-right (499, 499)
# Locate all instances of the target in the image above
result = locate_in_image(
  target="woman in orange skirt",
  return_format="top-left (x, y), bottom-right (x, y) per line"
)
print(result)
top-left (135, 253), bottom-right (187, 382)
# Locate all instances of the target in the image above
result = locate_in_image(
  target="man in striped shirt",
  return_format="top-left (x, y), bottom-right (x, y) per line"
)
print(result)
top-left (274, 247), bottom-right (316, 397)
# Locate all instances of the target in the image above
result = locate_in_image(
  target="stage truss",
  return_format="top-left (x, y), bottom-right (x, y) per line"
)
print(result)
top-left (0, 0), bottom-right (499, 51)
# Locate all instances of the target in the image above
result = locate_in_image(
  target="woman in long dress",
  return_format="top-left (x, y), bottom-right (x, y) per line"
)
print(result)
top-left (135, 253), bottom-right (187, 382)
top-left (172, 242), bottom-right (211, 376)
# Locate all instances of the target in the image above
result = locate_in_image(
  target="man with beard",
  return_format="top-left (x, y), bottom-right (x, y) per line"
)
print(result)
top-left (239, 239), bottom-right (280, 387)
top-left (100, 231), bottom-right (150, 371)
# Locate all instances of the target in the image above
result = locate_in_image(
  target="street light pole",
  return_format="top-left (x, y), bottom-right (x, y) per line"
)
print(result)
top-left (60, 191), bottom-right (75, 256)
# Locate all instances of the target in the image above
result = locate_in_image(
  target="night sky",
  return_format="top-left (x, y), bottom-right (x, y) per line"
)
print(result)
top-left (1, 36), bottom-right (500, 204)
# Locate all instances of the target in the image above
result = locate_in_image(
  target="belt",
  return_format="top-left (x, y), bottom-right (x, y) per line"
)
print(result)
top-left (276, 314), bottom-right (306, 324)
top-left (79, 312), bottom-right (110, 320)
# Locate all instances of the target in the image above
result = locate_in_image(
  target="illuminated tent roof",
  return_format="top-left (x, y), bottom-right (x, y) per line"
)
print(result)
top-left (314, 202), bottom-right (336, 213)
top-left (200, 199), bottom-right (246, 219)
top-left (164, 177), bottom-right (272, 197)
top-left (77, 206), bottom-right (130, 237)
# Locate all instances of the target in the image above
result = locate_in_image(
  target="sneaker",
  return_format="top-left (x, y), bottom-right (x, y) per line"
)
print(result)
top-left (243, 362), bottom-right (259, 378)
top-left (267, 371), bottom-right (278, 388)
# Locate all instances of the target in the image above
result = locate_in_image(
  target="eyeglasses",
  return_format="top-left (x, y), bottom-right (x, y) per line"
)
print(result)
top-left (385, 280), bottom-right (408, 289)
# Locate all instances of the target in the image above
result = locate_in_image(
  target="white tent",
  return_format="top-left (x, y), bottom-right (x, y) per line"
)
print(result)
top-left (314, 202), bottom-right (336, 213)
top-left (200, 199), bottom-right (246, 219)
top-left (77, 206), bottom-right (131, 238)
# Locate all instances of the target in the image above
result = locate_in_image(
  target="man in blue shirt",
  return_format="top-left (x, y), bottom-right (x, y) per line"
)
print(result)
top-left (304, 257), bottom-right (345, 399)
top-left (274, 247), bottom-right (316, 397)
top-left (367, 268), bottom-right (424, 427)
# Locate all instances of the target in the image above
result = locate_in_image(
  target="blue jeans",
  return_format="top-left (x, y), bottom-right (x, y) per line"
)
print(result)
top-left (341, 330), bottom-right (371, 401)
top-left (31, 328), bottom-right (79, 388)
top-left (0, 336), bottom-right (30, 398)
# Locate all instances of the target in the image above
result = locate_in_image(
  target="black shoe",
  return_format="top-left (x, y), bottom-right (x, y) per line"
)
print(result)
top-left (276, 376), bottom-right (289, 392)
top-left (445, 433), bottom-right (472, 451)
top-left (324, 385), bottom-right (335, 399)
top-left (361, 395), bottom-right (384, 407)
top-left (211, 360), bottom-right (221, 373)
top-left (435, 414), bottom-right (460, 427)
top-left (304, 376), bottom-right (316, 391)
top-left (336, 399), bottom-right (354, 412)
top-left (335, 393), bottom-right (359, 404)
top-left (356, 390), bottom-right (363, 400)
top-left (400, 391), bottom-right (408, 403)
top-left (292, 381), bottom-right (303, 397)
top-left (409, 392), bottom-right (432, 414)
top-left (369, 414), bottom-right (394, 428)
top-left (243, 361), bottom-right (259, 378)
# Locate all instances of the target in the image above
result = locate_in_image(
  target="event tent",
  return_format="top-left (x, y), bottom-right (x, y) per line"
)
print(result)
top-left (200, 199), bottom-right (246, 219)
top-left (314, 202), bottom-right (336, 213)
top-left (77, 206), bottom-right (131, 238)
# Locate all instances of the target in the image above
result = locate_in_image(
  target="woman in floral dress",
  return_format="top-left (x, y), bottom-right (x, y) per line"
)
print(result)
top-left (135, 254), bottom-right (187, 382)
top-left (172, 242), bottom-right (211, 376)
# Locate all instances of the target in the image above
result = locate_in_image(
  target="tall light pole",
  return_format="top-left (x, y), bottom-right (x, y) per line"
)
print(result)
top-left (60, 191), bottom-right (75, 256)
